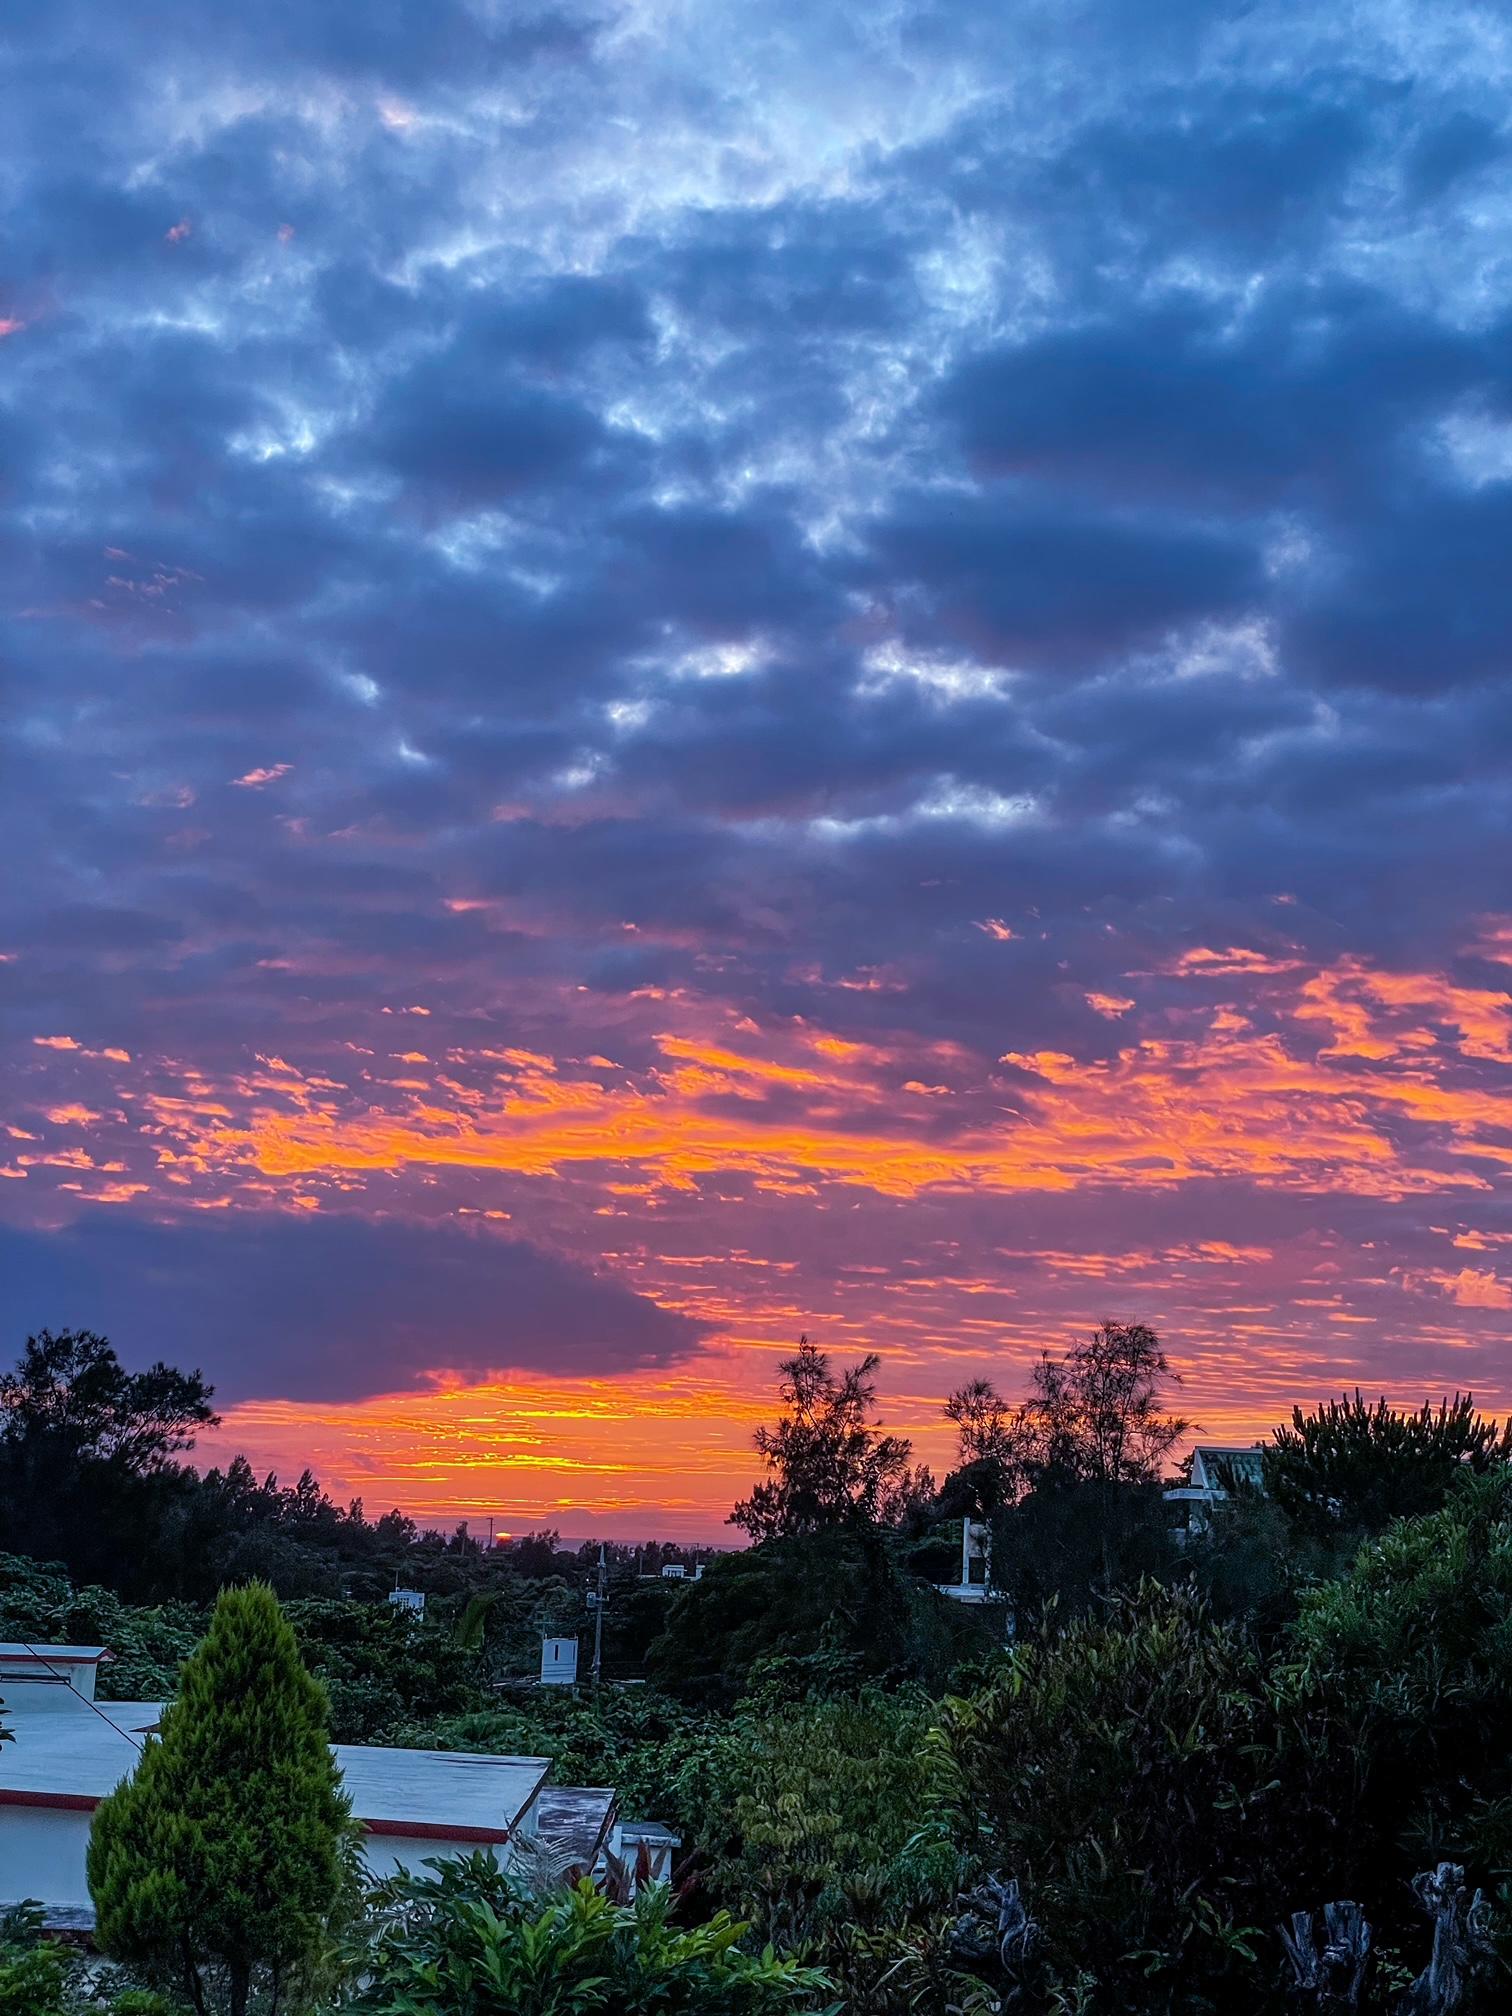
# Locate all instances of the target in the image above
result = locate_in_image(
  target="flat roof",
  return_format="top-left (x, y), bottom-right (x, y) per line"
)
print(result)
top-left (334, 1744), bottom-right (549, 1843)
top-left (0, 1645), bottom-right (109, 1665)
top-left (0, 1707), bottom-right (153, 1806)
top-left (0, 1700), bottom-right (548, 1844)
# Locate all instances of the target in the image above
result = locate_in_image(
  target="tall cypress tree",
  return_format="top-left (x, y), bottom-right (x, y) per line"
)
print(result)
top-left (88, 1582), bottom-right (352, 2016)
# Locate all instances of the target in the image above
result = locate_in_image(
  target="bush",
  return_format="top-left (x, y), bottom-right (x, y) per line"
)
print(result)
top-left (671, 1686), bottom-right (962, 1950)
top-left (940, 1582), bottom-right (1286, 2013)
top-left (1280, 1466), bottom-right (1512, 1954)
top-left (338, 1854), bottom-right (832, 2016)
top-left (0, 1906), bottom-right (72, 2016)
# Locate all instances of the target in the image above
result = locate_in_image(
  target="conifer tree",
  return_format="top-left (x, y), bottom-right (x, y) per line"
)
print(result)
top-left (88, 1582), bottom-right (352, 2016)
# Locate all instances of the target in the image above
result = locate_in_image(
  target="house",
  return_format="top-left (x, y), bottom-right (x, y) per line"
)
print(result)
top-left (0, 1643), bottom-right (663, 1928)
top-left (1164, 1444), bottom-right (1268, 1540)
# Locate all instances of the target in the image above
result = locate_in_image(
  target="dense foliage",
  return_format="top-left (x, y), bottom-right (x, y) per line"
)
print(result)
top-left (671, 1686), bottom-right (960, 1949)
top-left (1282, 1467), bottom-right (1512, 1938)
top-left (646, 1528), bottom-right (990, 1706)
top-left (941, 1584), bottom-right (1282, 2012)
top-left (0, 1906), bottom-right (75, 2016)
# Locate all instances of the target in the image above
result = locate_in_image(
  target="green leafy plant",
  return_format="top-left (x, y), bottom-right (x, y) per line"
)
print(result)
top-left (1279, 1466), bottom-right (1512, 1953)
top-left (672, 1687), bottom-right (964, 1951)
top-left (339, 1855), bottom-right (833, 2016)
top-left (0, 1905), bottom-right (73, 2016)
top-left (939, 1582), bottom-right (1284, 2013)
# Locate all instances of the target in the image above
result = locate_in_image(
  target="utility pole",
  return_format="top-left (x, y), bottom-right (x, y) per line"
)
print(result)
top-left (590, 1542), bottom-right (607, 1688)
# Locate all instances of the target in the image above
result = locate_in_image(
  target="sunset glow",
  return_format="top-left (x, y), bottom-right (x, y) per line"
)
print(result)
top-left (7, 2), bottom-right (1512, 1536)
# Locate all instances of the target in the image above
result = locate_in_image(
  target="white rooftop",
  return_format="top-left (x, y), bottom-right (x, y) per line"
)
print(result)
top-left (0, 1645), bottom-right (109, 1666)
top-left (0, 1696), bottom-right (160, 1802)
top-left (0, 1683), bottom-right (547, 1843)
top-left (333, 1745), bottom-right (548, 1842)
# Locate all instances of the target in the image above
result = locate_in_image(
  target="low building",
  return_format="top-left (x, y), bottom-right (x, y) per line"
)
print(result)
top-left (611, 1820), bottom-right (680, 1883)
top-left (0, 1644), bottom-right (659, 1925)
top-left (1164, 1443), bottom-right (1268, 1540)
top-left (0, 1644), bottom-right (110, 1702)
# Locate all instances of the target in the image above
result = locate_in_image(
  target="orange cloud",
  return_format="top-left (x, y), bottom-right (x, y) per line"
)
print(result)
top-left (1412, 1266), bottom-right (1512, 1310)
top-left (20, 943), bottom-right (1500, 1214)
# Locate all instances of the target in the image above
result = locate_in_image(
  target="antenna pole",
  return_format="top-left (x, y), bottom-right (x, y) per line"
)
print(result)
top-left (590, 1542), bottom-right (607, 1688)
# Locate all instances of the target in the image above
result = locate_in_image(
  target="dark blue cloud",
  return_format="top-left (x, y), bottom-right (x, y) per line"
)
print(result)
top-left (871, 495), bottom-right (1262, 668)
top-left (0, 1215), bottom-right (708, 1401)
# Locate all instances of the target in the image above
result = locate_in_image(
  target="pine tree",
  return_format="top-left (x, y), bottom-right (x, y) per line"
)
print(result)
top-left (88, 1583), bottom-right (352, 2016)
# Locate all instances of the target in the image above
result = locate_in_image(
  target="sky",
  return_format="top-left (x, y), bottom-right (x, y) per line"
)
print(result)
top-left (5, 1), bottom-right (1512, 1539)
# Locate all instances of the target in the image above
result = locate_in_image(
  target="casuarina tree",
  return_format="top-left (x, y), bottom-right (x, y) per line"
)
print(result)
top-left (729, 1336), bottom-right (912, 1541)
top-left (1264, 1389), bottom-right (1512, 1537)
top-left (88, 1582), bottom-right (352, 2016)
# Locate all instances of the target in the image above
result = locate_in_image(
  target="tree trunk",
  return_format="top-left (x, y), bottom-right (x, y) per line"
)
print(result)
top-left (1398, 1864), bottom-right (1491, 2015)
top-left (179, 1938), bottom-right (208, 2016)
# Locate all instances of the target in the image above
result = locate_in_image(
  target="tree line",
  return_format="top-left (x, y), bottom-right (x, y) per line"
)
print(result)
top-left (7, 1317), bottom-right (1512, 2013)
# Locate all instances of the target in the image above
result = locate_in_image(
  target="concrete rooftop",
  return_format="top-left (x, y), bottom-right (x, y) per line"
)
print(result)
top-left (0, 1686), bottom-right (548, 1842)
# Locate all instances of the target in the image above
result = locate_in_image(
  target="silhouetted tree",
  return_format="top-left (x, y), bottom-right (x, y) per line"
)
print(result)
top-left (0, 1328), bottom-right (217, 1472)
top-left (730, 1337), bottom-right (913, 1542)
top-left (942, 1376), bottom-right (1032, 1517)
top-left (0, 1330), bottom-right (217, 1592)
top-left (1020, 1322), bottom-right (1188, 1487)
top-left (946, 1377), bottom-right (1018, 1464)
top-left (946, 1325), bottom-right (1188, 1606)
top-left (1265, 1390), bottom-right (1512, 1537)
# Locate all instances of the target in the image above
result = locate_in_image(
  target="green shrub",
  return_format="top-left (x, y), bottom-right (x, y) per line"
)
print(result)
top-left (673, 1686), bottom-right (962, 1950)
top-left (88, 1585), bottom-right (355, 2016)
top-left (339, 1854), bottom-right (832, 2016)
top-left (0, 1907), bottom-right (72, 2016)
top-left (1280, 1466), bottom-right (1512, 1951)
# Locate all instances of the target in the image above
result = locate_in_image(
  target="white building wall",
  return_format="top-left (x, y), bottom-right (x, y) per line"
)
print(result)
top-left (358, 1821), bottom-right (533, 1884)
top-left (0, 1806), bottom-right (94, 1910)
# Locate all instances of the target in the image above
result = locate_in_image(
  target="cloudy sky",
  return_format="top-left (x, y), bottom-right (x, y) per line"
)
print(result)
top-left (6, 0), bottom-right (1512, 1535)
